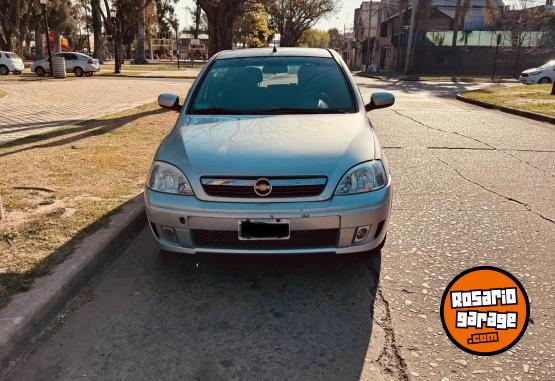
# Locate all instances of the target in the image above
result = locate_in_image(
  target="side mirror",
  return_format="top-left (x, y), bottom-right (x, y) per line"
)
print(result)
top-left (158, 93), bottom-right (181, 111)
top-left (365, 92), bottom-right (395, 112)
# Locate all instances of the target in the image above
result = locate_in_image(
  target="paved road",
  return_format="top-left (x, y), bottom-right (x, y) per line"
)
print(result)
top-left (7, 77), bottom-right (555, 380)
top-left (0, 77), bottom-right (191, 145)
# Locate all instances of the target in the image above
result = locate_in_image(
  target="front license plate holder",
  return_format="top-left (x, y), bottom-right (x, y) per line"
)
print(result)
top-left (238, 219), bottom-right (290, 240)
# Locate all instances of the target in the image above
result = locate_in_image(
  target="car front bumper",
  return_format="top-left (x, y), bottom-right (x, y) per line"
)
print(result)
top-left (519, 76), bottom-right (536, 84)
top-left (145, 184), bottom-right (392, 255)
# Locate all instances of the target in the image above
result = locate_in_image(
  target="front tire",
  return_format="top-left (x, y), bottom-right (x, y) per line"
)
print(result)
top-left (35, 66), bottom-right (46, 77)
top-left (0, 65), bottom-right (9, 75)
top-left (73, 67), bottom-right (84, 77)
top-left (538, 77), bottom-right (552, 84)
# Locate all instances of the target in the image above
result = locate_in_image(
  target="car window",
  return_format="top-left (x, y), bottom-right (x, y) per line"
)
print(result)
top-left (65, 54), bottom-right (77, 60)
top-left (190, 56), bottom-right (356, 114)
top-left (0, 53), bottom-right (3, 58)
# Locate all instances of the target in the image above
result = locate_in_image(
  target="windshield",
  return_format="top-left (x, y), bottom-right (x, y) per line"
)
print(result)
top-left (6, 53), bottom-right (21, 59)
top-left (190, 56), bottom-right (356, 114)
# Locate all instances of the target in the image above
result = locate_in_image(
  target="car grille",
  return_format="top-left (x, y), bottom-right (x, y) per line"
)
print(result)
top-left (201, 177), bottom-right (327, 198)
top-left (191, 229), bottom-right (339, 250)
top-left (520, 73), bottom-right (529, 77)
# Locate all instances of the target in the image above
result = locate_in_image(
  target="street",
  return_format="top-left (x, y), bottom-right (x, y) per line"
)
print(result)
top-left (7, 76), bottom-right (555, 380)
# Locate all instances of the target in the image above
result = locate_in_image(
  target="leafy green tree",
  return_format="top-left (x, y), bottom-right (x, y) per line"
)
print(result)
top-left (299, 28), bottom-right (330, 48)
top-left (233, 2), bottom-right (272, 48)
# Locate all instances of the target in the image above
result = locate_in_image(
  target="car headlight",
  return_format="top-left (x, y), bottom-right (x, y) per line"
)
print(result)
top-left (529, 71), bottom-right (541, 76)
top-left (335, 161), bottom-right (387, 195)
top-left (147, 161), bottom-right (193, 195)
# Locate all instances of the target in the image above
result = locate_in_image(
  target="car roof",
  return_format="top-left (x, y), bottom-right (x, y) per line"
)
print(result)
top-left (215, 47), bottom-right (333, 60)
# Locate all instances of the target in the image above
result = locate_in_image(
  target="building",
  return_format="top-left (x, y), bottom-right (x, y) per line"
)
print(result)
top-left (376, 0), bottom-right (507, 72)
top-left (178, 33), bottom-right (209, 60)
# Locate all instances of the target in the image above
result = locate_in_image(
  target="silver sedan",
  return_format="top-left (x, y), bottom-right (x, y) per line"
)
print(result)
top-left (31, 52), bottom-right (100, 77)
top-left (146, 47), bottom-right (394, 255)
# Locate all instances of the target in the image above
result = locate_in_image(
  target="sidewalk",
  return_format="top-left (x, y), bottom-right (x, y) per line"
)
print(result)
top-left (0, 77), bottom-right (188, 144)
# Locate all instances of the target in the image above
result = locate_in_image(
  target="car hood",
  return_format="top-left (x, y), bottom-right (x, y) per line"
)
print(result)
top-left (156, 113), bottom-right (377, 195)
top-left (522, 68), bottom-right (542, 74)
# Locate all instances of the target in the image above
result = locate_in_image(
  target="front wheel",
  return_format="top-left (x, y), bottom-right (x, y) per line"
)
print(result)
top-left (538, 77), bottom-right (552, 84)
top-left (35, 66), bottom-right (46, 77)
top-left (0, 65), bottom-right (9, 75)
top-left (73, 67), bottom-right (84, 77)
top-left (85, 72), bottom-right (93, 77)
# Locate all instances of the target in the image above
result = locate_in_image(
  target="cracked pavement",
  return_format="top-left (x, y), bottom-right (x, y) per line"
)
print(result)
top-left (6, 77), bottom-right (554, 380)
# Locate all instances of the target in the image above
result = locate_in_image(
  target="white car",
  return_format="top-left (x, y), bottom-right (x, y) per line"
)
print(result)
top-left (0, 51), bottom-right (24, 75)
top-left (31, 52), bottom-right (100, 77)
top-left (519, 60), bottom-right (555, 84)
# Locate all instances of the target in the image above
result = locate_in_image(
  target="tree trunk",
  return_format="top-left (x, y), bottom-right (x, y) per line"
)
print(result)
top-left (34, 29), bottom-right (44, 59)
top-left (134, 0), bottom-right (148, 64)
top-left (452, 0), bottom-right (461, 47)
top-left (24, 35), bottom-right (31, 58)
top-left (91, 0), bottom-right (104, 63)
top-left (194, 3), bottom-right (201, 39)
top-left (206, 14), bottom-right (233, 56)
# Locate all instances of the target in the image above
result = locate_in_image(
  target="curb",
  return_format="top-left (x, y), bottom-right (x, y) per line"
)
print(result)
top-left (355, 72), bottom-right (516, 83)
top-left (0, 194), bottom-right (146, 377)
top-left (456, 94), bottom-right (555, 125)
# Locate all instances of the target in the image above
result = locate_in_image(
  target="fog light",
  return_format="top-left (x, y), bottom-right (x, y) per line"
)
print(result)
top-left (354, 225), bottom-right (370, 243)
top-left (161, 226), bottom-right (178, 243)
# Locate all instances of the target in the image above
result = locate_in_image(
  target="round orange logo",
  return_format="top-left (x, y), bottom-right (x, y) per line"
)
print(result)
top-left (440, 266), bottom-right (530, 356)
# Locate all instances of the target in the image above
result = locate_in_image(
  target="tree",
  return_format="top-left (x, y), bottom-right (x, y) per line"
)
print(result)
top-left (299, 28), bottom-right (330, 48)
top-left (0, 0), bottom-right (35, 56)
top-left (197, 0), bottom-right (247, 56)
top-left (91, 0), bottom-right (104, 62)
top-left (186, 0), bottom-right (206, 38)
top-left (264, 0), bottom-right (338, 47)
top-left (451, 0), bottom-right (472, 47)
top-left (134, 0), bottom-right (149, 63)
top-left (233, 2), bottom-right (272, 48)
top-left (327, 27), bottom-right (341, 49)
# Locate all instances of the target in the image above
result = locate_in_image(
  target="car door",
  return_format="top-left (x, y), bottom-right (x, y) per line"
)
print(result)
top-left (63, 53), bottom-right (77, 71)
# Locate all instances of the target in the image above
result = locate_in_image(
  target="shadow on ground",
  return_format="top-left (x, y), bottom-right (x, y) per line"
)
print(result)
top-left (357, 76), bottom-right (480, 99)
top-left (9, 228), bottom-right (383, 381)
top-left (0, 107), bottom-right (166, 158)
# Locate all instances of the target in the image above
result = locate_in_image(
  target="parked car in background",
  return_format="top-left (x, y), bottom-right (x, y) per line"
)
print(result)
top-left (146, 48), bottom-right (395, 256)
top-left (31, 52), bottom-right (100, 77)
top-left (0, 51), bottom-right (24, 75)
top-left (519, 60), bottom-right (555, 84)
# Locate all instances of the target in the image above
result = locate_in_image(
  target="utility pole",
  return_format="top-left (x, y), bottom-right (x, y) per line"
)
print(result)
top-left (404, 0), bottom-right (418, 74)
top-left (364, 0), bottom-right (373, 67)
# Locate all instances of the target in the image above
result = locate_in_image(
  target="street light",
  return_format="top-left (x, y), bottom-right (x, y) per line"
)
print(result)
top-left (110, 7), bottom-right (121, 74)
top-left (39, 0), bottom-right (52, 76)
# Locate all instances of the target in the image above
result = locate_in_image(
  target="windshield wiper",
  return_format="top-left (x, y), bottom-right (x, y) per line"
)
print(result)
top-left (258, 108), bottom-right (351, 115)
